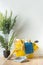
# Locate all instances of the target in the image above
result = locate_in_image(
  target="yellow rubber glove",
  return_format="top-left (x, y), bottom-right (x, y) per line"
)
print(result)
top-left (13, 39), bottom-right (25, 57)
top-left (33, 43), bottom-right (39, 51)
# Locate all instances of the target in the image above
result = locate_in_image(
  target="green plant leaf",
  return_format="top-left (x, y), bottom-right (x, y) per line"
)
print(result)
top-left (0, 35), bottom-right (7, 48)
top-left (5, 10), bottom-right (7, 19)
top-left (0, 35), bottom-right (5, 44)
top-left (0, 13), bottom-right (4, 31)
top-left (10, 16), bottom-right (17, 30)
top-left (8, 32), bottom-right (15, 50)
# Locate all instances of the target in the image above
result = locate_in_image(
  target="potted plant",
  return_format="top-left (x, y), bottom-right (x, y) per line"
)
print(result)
top-left (0, 11), bottom-right (17, 58)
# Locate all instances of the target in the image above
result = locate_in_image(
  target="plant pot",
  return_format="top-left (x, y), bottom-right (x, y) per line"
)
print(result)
top-left (3, 50), bottom-right (10, 58)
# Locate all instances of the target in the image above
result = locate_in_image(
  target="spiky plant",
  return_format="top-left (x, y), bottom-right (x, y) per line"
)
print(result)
top-left (0, 11), bottom-right (17, 51)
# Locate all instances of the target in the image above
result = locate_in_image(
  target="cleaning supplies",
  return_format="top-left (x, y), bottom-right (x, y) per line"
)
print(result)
top-left (12, 39), bottom-right (39, 59)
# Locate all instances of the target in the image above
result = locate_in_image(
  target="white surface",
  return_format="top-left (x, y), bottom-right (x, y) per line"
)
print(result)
top-left (0, 0), bottom-right (43, 56)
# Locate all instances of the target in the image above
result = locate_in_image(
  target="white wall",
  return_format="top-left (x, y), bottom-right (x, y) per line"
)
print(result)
top-left (0, 0), bottom-right (43, 56)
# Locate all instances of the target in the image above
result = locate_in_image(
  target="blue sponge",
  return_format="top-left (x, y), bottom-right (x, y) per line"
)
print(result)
top-left (24, 42), bottom-right (33, 54)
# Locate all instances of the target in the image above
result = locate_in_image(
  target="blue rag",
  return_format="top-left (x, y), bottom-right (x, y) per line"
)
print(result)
top-left (24, 42), bottom-right (33, 54)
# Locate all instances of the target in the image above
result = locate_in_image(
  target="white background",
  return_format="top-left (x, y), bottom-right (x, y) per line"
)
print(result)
top-left (0, 0), bottom-right (43, 56)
